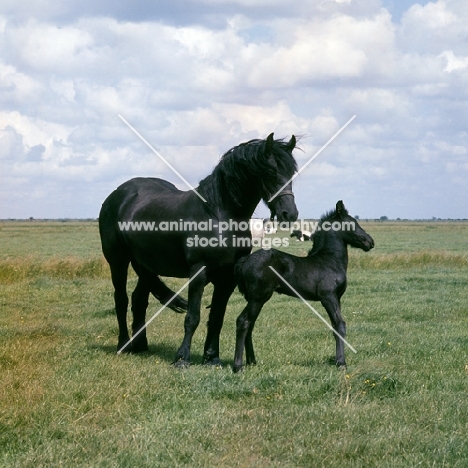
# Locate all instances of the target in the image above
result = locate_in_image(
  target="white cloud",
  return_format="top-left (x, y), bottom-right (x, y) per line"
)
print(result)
top-left (6, 20), bottom-right (94, 73)
top-left (245, 13), bottom-right (396, 87)
top-left (406, 1), bottom-right (457, 28)
top-left (0, 60), bottom-right (43, 104)
top-left (399, 0), bottom-right (468, 55)
top-left (0, 111), bottom-right (72, 156)
top-left (0, 125), bottom-right (24, 160)
top-left (50, 78), bottom-right (76, 102)
top-left (440, 50), bottom-right (468, 72)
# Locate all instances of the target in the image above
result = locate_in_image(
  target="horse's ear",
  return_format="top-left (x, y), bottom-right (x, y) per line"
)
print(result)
top-left (265, 133), bottom-right (274, 154)
top-left (336, 200), bottom-right (346, 216)
top-left (287, 135), bottom-right (296, 151)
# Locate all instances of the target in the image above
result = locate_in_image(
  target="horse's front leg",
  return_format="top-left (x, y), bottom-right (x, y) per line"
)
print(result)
top-left (320, 294), bottom-right (347, 368)
top-left (174, 264), bottom-right (207, 367)
top-left (202, 272), bottom-right (237, 366)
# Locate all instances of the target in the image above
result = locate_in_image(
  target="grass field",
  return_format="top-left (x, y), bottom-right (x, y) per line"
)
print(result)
top-left (1, 220), bottom-right (467, 467)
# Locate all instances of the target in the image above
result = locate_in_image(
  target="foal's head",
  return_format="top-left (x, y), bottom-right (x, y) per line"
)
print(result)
top-left (313, 201), bottom-right (374, 252)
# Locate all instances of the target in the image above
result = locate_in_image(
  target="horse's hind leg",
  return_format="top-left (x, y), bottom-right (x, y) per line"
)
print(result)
top-left (131, 268), bottom-right (188, 353)
top-left (130, 275), bottom-right (151, 353)
top-left (109, 260), bottom-right (131, 353)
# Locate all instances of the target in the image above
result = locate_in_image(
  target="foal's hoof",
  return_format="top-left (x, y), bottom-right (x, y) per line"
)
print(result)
top-left (203, 357), bottom-right (224, 368)
top-left (173, 358), bottom-right (191, 369)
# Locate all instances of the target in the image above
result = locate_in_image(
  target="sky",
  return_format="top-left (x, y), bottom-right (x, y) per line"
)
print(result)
top-left (1, 0), bottom-right (467, 220)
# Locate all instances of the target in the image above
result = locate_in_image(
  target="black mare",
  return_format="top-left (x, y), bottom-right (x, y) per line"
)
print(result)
top-left (99, 133), bottom-right (299, 367)
top-left (233, 201), bottom-right (374, 372)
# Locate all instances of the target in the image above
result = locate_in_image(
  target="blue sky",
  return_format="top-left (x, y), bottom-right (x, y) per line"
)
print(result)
top-left (1, 0), bottom-right (467, 219)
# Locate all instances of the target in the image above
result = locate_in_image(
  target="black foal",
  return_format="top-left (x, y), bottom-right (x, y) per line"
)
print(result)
top-left (233, 201), bottom-right (374, 372)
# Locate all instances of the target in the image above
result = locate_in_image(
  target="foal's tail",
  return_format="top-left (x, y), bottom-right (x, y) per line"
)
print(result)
top-left (234, 255), bottom-right (249, 298)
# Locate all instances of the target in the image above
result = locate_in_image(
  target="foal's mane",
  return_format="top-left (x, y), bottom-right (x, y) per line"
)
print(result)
top-left (197, 137), bottom-right (298, 207)
top-left (307, 205), bottom-right (349, 257)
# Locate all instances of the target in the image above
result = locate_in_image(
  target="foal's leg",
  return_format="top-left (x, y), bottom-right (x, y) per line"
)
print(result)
top-left (320, 294), bottom-right (347, 368)
top-left (245, 325), bottom-right (257, 366)
top-left (130, 275), bottom-right (151, 353)
top-left (202, 272), bottom-right (237, 366)
top-left (233, 300), bottom-right (265, 373)
top-left (174, 264), bottom-right (207, 367)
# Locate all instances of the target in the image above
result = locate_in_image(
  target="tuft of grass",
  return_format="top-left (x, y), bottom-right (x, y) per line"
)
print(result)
top-left (0, 256), bottom-right (109, 283)
top-left (349, 250), bottom-right (468, 270)
top-left (1, 250), bottom-right (464, 285)
top-left (337, 366), bottom-right (401, 404)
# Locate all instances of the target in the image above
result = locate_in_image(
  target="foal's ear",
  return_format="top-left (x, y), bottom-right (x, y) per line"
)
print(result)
top-left (265, 132), bottom-right (274, 154)
top-left (286, 135), bottom-right (296, 151)
top-left (336, 200), bottom-right (346, 216)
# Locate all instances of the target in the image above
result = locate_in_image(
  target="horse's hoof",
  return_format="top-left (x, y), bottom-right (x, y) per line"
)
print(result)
top-left (117, 342), bottom-right (132, 354)
top-left (336, 362), bottom-right (347, 371)
top-left (131, 340), bottom-right (148, 352)
top-left (173, 359), bottom-right (190, 369)
top-left (232, 365), bottom-right (244, 373)
top-left (203, 357), bottom-right (224, 368)
top-left (131, 344), bottom-right (149, 353)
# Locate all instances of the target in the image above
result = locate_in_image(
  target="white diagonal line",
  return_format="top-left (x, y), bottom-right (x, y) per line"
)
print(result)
top-left (269, 266), bottom-right (357, 353)
top-left (117, 266), bottom-right (206, 354)
top-left (118, 114), bottom-right (207, 203)
top-left (268, 115), bottom-right (356, 202)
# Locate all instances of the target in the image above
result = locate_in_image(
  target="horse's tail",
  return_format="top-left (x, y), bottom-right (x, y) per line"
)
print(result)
top-left (234, 255), bottom-right (249, 298)
top-left (151, 277), bottom-right (188, 313)
top-left (131, 260), bottom-right (188, 313)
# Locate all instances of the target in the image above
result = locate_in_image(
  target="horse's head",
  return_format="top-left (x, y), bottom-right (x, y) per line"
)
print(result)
top-left (263, 133), bottom-right (299, 222)
top-left (202, 132), bottom-right (299, 220)
top-left (333, 200), bottom-right (374, 251)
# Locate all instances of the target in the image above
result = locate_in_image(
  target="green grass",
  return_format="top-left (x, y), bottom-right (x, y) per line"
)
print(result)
top-left (1, 221), bottom-right (467, 467)
top-left (0, 221), bottom-right (102, 260)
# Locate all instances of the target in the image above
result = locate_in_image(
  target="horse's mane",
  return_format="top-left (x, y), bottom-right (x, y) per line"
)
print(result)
top-left (307, 204), bottom-right (349, 257)
top-left (197, 137), bottom-right (298, 207)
